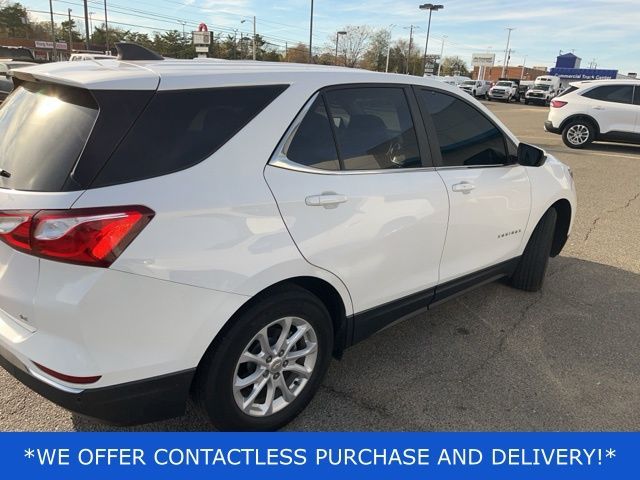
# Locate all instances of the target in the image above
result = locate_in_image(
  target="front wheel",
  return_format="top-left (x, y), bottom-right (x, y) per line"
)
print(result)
top-left (194, 286), bottom-right (333, 431)
top-left (510, 208), bottom-right (557, 292)
top-left (562, 119), bottom-right (595, 148)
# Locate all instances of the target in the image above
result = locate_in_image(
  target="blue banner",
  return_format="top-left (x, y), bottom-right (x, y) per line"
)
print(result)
top-left (549, 67), bottom-right (618, 80)
top-left (0, 432), bottom-right (635, 479)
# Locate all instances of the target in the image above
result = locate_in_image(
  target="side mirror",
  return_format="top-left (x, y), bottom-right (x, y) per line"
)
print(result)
top-left (517, 143), bottom-right (546, 167)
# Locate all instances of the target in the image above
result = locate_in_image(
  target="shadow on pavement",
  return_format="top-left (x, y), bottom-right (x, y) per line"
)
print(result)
top-left (73, 255), bottom-right (640, 431)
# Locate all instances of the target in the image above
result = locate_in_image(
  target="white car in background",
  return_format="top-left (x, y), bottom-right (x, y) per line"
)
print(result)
top-left (545, 79), bottom-right (640, 148)
top-left (459, 79), bottom-right (492, 98)
top-left (0, 43), bottom-right (576, 431)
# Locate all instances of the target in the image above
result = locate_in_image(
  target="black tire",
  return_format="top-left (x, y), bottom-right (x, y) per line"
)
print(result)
top-left (487, 97), bottom-right (492, 101)
top-left (562, 119), bottom-right (595, 149)
top-left (194, 285), bottom-right (333, 431)
top-left (524, 100), bottom-right (529, 105)
top-left (510, 208), bottom-right (557, 292)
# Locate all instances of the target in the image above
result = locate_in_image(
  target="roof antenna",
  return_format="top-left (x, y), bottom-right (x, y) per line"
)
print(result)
top-left (115, 42), bottom-right (164, 61)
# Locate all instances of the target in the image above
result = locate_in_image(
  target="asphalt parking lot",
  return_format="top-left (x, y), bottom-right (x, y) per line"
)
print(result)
top-left (1, 100), bottom-right (639, 432)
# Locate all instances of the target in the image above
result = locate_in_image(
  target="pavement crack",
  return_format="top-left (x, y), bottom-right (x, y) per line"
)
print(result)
top-left (584, 191), bottom-right (640, 242)
top-left (320, 384), bottom-right (391, 418)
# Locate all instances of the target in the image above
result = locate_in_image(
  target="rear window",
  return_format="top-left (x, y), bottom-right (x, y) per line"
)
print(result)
top-left (93, 85), bottom-right (287, 187)
top-left (0, 82), bottom-right (98, 191)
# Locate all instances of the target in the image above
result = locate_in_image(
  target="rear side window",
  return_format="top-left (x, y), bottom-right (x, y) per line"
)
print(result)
top-left (284, 96), bottom-right (340, 171)
top-left (558, 86), bottom-right (578, 97)
top-left (0, 82), bottom-right (98, 191)
top-left (93, 85), bottom-right (287, 187)
top-left (582, 85), bottom-right (633, 104)
top-left (418, 89), bottom-right (508, 167)
top-left (324, 87), bottom-right (422, 170)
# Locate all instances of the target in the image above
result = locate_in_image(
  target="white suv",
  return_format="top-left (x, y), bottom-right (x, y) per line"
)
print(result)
top-left (0, 44), bottom-right (576, 431)
top-left (545, 79), bottom-right (640, 148)
top-left (459, 80), bottom-right (492, 98)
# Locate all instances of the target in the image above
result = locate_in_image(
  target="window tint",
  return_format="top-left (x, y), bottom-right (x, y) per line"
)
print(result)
top-left (93, 85), bottom-right (287, 187)
top-left (557, 86), bottom-right (577, 97)
top-left (417, 89), bottom-right (508, 167)
top-left (284, 96), bottom-right (339, 170)
top-left (324, 87), bottom-right (422, 170)
top-left (0, 82), bottom-right (98, 191)
top-left (634, 87), bottom-right (640, 106)
top-left (582, 85), bottom-right (633, 104)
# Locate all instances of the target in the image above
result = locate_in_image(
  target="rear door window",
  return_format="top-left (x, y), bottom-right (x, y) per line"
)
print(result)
top-left (93, 85), bottom-right (287, 187)
top-left (0, 82), bottom-right (98, 191)
top-left (582, 85), bottom-right (633, 104)
top-left (323, 87), bottom-right (422, 170)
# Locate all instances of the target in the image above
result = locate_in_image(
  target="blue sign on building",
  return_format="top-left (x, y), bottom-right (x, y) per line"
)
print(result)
top-left (549, 67), bottom-right (618, 80)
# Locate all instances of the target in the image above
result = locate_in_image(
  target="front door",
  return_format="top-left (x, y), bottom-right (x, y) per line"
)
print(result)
top-left (415, 87), bottom-right (531, 283)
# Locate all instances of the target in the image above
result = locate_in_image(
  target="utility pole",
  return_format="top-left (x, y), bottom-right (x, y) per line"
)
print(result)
top-left (48, 0), bottom-right (57, 61)
top-left (437, 35), bottom-right (446, 76)
top-left (520, 55), bottom-right (527, 79)
top-left (83, 0), bottom-right (90, 50)
top-left (104, 0), bottom-right (109, 52)
top-left (501, 27), bottom-right (514, 77)
top-left (385, 24), bottom-right (395, 73)
top-left (67, 9), bottom-right (73, 55)
top-left (308, 0), bottom-right (314, 63)
top-left (405, 25), bottom-right (418, 74)
top-left (252, 16), bottom-right (256, 60)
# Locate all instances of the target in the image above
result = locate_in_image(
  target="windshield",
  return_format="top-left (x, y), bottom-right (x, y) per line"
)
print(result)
top-left (533, 84), bottom-right (551, 91)
top-left (0, 82), bottom-right (98, 191)
top-left (496, 81), bottom-right (512, 87)
top-left (461, 81), bottom-right (476, 86)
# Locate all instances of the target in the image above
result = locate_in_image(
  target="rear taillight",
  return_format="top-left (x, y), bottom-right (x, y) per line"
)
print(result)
top-left (0, 206), bottom-right (154, 267)
top-left (550, 100), bottom-right (568, 108)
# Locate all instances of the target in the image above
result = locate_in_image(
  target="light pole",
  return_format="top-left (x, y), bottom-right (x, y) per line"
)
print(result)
top-left (385, 24), bottom-right (396, 73)
top-left (334, 30), bottom-right (346, 65)
top-left (419, 3), bottom-right (443, 76)
top-left (89, 12), bottom-right (94, 42)
top-left (436, 35), bottom-right (447, 76)
top-left (309, 0), bottom-right (314, 63)
top-left (501, 27), bottom-right (514, 77)
top-left (180, 21), bottom-right (186, 39)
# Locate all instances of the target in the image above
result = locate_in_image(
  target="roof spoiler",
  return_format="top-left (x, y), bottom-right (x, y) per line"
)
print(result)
top-left (115, 42), bottom-right (164, 61)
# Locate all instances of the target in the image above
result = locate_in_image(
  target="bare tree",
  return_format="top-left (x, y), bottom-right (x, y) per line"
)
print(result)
top-left (325, 25), bottom-right (372, 68)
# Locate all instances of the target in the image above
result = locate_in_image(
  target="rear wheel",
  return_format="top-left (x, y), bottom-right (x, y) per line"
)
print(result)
top-left (510, 208), bottom-right (557, 292)
top-left (194, 286), bottom-right (333, 431)
top-left (562, 119), bottom-right (595, 148)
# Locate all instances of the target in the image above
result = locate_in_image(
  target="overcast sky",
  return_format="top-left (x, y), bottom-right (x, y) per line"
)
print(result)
top-left (25, 0), bottom-right (640, 74)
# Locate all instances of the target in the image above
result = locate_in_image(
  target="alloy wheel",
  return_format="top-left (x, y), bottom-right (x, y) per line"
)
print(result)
top-left (233, 316), bottom-right (318, 417)
top-left (566, 124), bottom-right (590, 145)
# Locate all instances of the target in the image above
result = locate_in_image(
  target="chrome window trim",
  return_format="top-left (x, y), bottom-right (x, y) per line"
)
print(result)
top-left (268, 90), bottom-right (436, 175)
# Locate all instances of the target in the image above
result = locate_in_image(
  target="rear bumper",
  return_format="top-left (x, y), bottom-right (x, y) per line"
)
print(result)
top-left (0, 342), bottom-right (194, 425)
top-left (544, 120), bottom-right (561, 134)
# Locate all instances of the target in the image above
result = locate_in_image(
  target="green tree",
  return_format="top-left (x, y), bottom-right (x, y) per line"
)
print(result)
top-left (0, 2), bottom-right (30, 38)
top-left (58, 19), bottom-right (82, 44)
top-left (439, 55), bottom-right (470, 76)
top-left (361, 28), bottom-right (390, 71)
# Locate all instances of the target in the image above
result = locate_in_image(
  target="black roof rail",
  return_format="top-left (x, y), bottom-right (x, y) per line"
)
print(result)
top-left (115, 42), bottom-right (164, 61)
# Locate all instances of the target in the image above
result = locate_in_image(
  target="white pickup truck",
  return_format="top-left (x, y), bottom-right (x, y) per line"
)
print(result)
top-left (487, 80), bottom-right (519, 102)
top-left (525, 75), bottom-right (561, 106)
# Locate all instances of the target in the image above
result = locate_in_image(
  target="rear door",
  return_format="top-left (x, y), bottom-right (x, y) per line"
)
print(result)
top-left (265, 85), bottom-right (449, 314)
top-left (581, 84), bottom-right (636, 134)
top-left (414, 87), bottom-right (531, 283)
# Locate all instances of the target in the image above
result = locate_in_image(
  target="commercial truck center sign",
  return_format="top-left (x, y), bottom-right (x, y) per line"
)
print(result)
top-left (472, 54), bottom-right (495, 67)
